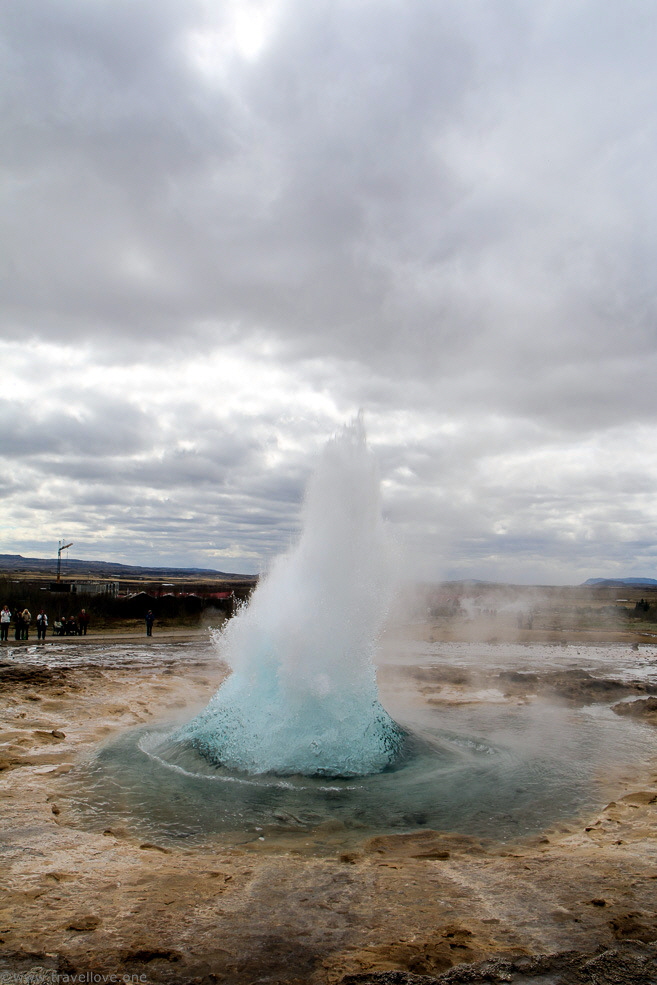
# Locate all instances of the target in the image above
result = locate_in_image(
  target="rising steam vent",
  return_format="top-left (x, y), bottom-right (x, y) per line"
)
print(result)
top-left (173, 416), bottom-right (405, 776)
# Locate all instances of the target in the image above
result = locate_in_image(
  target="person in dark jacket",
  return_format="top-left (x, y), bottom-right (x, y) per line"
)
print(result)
top-left (145, 610), bottom-right (155, 636)
top-left (78, 609), bottom-right (90, 635)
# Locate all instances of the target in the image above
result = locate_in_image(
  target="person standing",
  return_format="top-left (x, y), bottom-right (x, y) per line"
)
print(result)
top-left (0, 605), bottom-right (10, 641)
top-left (78, 609), bottom-right (90, 635)
top-left (21, 608), bottom-right (31, 640)
top-left (36, 610), bottom-right (48, 641)
top-left (145, 610), bottom-right (155, 636)
top-left (14, 608), bottom-right (23, 641)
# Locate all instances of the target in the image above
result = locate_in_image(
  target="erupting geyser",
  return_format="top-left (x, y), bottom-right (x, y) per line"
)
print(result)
top-left (175, 415), bottom-right (405, 777)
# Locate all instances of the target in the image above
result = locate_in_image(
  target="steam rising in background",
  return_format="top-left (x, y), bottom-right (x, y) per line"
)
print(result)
top-left (2, 1), bottom-right (657, 584)
top-left (173, 417), bottom-right (404, 776)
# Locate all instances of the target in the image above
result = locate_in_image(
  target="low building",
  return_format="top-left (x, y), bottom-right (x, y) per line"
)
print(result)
top-left (48, 581), bottom-right (120, 597)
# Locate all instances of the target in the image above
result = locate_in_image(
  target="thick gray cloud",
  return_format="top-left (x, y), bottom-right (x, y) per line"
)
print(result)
top-left (1, 0), bottom-right (657, 582)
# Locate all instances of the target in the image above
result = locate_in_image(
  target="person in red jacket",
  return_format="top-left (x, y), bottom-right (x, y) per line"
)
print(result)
top-left (78, 609), bottom-right (90, 635)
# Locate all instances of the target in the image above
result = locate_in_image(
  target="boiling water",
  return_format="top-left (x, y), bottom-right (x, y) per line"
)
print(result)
top-left (61, 640), bottom-right (657, 848)
top-left (169, 416), bottom-right (404, 777)
top-left (45, 417), bottom-right (657, 847)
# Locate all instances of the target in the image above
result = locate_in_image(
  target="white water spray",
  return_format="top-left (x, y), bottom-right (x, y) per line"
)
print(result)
top-left (178, 415), bottom-right (404, 776)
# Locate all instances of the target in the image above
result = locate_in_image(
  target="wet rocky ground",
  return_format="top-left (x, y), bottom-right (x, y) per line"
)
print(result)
top-left (1, 640), bottom-right (657, 985)
top-left (400, 660), bottom-right (657, 706)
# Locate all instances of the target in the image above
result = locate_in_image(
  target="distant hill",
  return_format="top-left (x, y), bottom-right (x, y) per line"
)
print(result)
top-left (0, 554), bottom-right (255, 581)
top-left (582, 577), bottom-right (657, 587)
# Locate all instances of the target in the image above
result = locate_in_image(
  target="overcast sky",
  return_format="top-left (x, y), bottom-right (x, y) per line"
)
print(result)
top-left (2, 0), bottom-right (657, 585)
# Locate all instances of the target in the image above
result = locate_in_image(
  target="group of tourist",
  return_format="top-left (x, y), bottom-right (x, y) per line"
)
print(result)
top-left (0, 605), bottom-right (90, 641)
top-left (52, 610), bottom-right (91, 636)
top-left (1, 605), bottom-right (157, 639)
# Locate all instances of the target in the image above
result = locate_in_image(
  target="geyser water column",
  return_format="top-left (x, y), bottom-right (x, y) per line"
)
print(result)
top-left (177, 415), bottom-right (404, 777)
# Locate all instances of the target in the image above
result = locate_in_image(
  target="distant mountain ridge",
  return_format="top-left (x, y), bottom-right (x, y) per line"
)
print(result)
top-left (582, 577), bottom-right (657, 587)
top-left (0, 554), bottom-right (254, 580)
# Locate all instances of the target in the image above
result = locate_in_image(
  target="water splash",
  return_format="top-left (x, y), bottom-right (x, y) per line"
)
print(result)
top-left (176, 415), bottom-right (404, 776)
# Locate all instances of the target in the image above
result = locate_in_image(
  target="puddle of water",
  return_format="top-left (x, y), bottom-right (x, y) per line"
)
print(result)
top-left (57, 640), bottom-right (657, 851)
